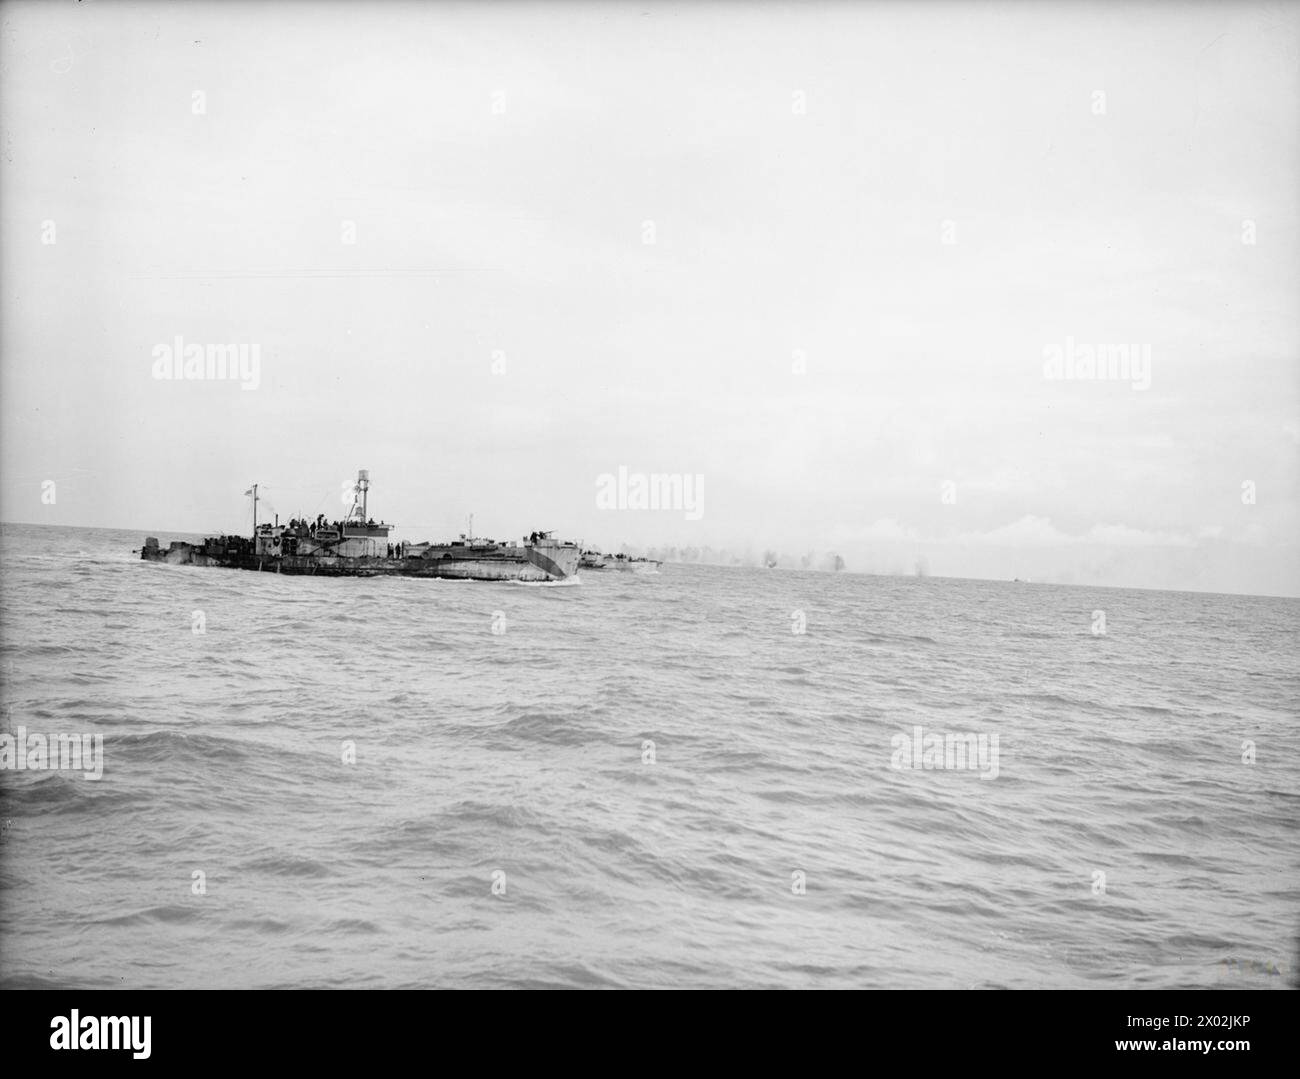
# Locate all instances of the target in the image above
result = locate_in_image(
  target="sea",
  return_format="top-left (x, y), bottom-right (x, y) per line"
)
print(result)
top-left (0, 521), bottom-right (1296, 989)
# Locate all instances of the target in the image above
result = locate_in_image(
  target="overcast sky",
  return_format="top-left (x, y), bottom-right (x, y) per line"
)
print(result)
top-left (2, 1), bottom-right (1297, 595)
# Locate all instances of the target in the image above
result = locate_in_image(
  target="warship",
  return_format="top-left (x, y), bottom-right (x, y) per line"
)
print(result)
top-left (140, 470), bottom-right (580, 582)
top-left (578, 550), bottom-right (662, 574)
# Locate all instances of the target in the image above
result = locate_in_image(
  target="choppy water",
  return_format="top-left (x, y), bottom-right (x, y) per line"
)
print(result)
top-left (0, 522), bottom-right (1296, 989)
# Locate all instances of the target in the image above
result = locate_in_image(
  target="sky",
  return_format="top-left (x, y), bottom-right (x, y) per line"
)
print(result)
top-left (1, 0), bottom-right (1297, 595)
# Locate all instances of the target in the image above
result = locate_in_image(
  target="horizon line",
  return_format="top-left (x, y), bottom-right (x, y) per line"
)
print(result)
top-left (3, 519), bottom-right (1296, 603)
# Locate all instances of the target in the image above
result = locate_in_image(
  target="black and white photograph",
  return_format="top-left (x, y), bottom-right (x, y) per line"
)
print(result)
top-left (0, 0), bottom-right (1296, 1031)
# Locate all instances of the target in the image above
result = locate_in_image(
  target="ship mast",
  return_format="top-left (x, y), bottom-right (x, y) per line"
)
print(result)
top-left (251, 483), bottom-right (258, 532)
top-left (357, 469), bottom-right (370, 521)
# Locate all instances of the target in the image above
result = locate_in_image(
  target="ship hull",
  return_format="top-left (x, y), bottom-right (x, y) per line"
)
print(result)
top-left (579, 559), bottom-right (661, 573)
top-left (141, 542), bottom-right (579, 582)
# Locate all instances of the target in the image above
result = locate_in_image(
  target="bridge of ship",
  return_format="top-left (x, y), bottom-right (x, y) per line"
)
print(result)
top-left (254, 520), bottom-right (395, 559)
